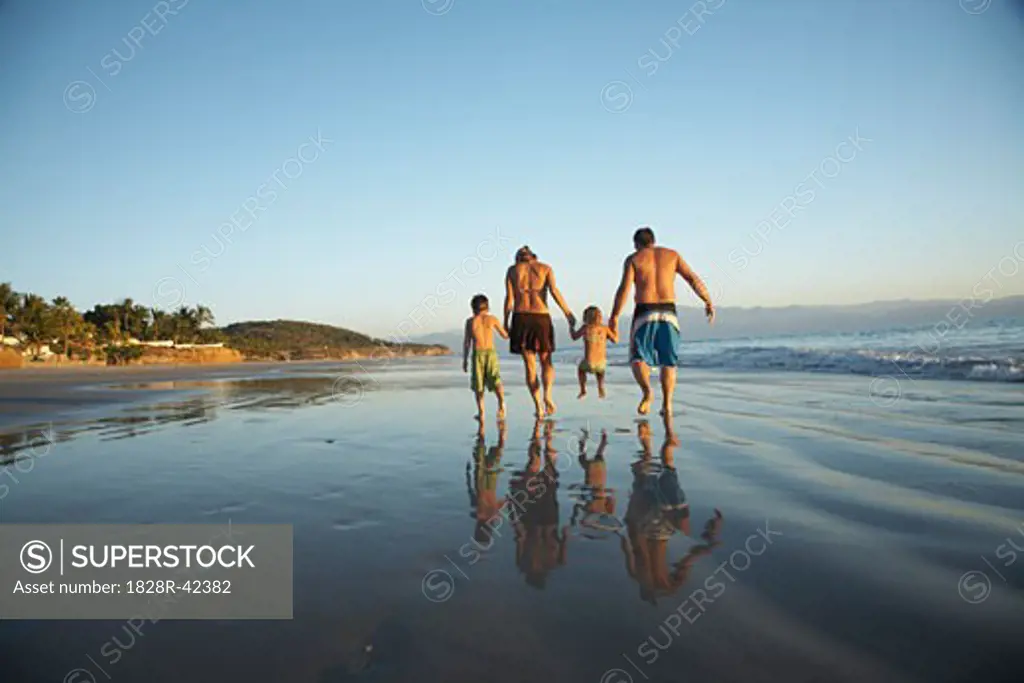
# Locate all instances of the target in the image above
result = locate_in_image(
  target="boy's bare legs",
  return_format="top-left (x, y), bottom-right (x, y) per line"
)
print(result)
top-left (660, 367), bottom-right (676, 416)
top-left (597, 372), bottom-right (607, 399)
top-left (632, 361), bottom-right (653, 415)
top-left (523, 353), bottom-right (544, 417)
top-left (496, 383), bottom-right (507, 421)
top-left (540, 352), bottom-right (557, 415)
top-left (577, 364), bottom-right (587, 399)
top-left (474, 390), bottom-right (485, 421)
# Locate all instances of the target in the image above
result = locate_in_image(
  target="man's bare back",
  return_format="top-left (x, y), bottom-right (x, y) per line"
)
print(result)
top-left (629, 246), bottom-right (687, 305)
top-left (610, 243), bottom-right (714, 328)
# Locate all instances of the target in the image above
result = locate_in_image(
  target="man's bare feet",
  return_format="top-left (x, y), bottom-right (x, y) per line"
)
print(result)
top-left (545, 398), bottom-right (557, 415)
top-left (577, 389), bottom-right (586, 400)
top-left (660, 405), bottom-right (673, 417)
top-left (637, 392), bottom-right (652, 415)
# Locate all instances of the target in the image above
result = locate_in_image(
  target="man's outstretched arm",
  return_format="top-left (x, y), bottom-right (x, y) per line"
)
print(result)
top-left (609, 256), bottom-right (634, 329)
top-left (677, 255), bottom-right (715, 323)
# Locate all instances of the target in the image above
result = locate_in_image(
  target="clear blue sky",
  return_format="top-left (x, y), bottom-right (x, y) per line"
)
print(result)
top-left (2, 0), bottom-right (1022, 336)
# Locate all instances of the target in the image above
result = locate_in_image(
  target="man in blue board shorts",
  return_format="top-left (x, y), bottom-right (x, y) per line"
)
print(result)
top-left (608, 227), bottom-right (715, 416)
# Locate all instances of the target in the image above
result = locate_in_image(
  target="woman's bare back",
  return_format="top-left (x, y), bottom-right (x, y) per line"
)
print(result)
top-left (508, 262), bottom-right (551, 313)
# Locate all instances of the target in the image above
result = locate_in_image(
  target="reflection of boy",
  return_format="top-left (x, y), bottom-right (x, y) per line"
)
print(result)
top-left (469, 422), bottom-right (506, 544)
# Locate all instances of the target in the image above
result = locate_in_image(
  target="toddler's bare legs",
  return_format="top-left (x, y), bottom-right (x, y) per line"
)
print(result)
top-left (597, 372), bottom-right (607, 399)
top-left (577, 364), bottom-right (587, 399)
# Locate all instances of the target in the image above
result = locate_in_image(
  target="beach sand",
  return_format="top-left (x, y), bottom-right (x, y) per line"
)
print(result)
top-left (1, 356), bottom-right (1022, 682)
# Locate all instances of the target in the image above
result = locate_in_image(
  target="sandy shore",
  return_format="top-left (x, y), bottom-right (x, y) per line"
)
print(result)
top-left (0, 362), bottom-right (304, 428)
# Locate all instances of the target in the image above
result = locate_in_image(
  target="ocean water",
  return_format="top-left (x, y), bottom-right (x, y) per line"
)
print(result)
top-left (1, 352), bottom-right (1023, 682)
top-left (553, 318), bottom-right (1024, 383)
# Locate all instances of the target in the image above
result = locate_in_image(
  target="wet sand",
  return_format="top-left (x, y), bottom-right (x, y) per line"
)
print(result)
top-left (1, 357), bottom-right (1022, 682)
top-left (0, 362), bottom-right (343, 429)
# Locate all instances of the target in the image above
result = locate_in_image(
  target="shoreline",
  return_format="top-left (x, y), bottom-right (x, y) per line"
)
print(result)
top-left (0, 347), bottom-right (451, 373)
top-left (0, 355), bottom-right (449, 431)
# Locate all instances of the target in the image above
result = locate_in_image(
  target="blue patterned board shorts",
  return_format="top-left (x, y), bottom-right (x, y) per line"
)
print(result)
top-left (630, 303), bottom-right (680, 368)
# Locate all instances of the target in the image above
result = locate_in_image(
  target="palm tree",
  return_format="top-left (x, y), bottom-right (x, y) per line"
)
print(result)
top-left (15, 294), bottom-right (54, 358)
top-left (118, 298), bottom-right (140, 340)
top-left (132, 304), bottom-right (152, 340)
top-left (172, 306), bottom-right (195, 343)
top-left (103, 320), bottom-right (123, 344)
top-left (84, 304), bottom-right (122, 343)
top-left (76, 320), bottom-right (98, 357)
top-left (50, 296), bottom-right (83, 359)
top-left (0, 282), bottom-right (17, 343)
top-left (150, 308), bottom-right (169, 340)
top-left (194, 304), bottom-right (215, 329)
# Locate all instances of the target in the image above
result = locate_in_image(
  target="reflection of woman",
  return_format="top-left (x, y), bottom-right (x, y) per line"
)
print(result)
top-left (509, 420), bottom-right (568, 589)
top-left (622, 416), bottom-right (723, 604)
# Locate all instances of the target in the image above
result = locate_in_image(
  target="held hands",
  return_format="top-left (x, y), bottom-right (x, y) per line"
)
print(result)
top-left (567, 311), bottom-right (577, 328)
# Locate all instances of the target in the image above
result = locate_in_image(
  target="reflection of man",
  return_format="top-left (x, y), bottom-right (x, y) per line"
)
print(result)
top-left (609, 227), bottom-right (714, 416)
top-left (504, 246), bottom-right (576, 418)
top-left (622, 415), bottom-right (723, 604)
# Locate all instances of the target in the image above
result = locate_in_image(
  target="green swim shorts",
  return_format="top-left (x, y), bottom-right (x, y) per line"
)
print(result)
top-left (579, 359), bottom-right (607, 375)
top-left (471, 348), bottom-right (502, 393)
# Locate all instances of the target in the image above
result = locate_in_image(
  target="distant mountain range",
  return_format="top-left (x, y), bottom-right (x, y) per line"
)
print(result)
top-left (412, 296), bottom-right (1024, 349)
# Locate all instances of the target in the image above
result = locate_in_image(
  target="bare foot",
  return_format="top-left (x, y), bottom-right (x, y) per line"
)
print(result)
top-left (577, 390), bottom-right (586, 400)
top-left (637, 393), bottom-right (652, 415)
top-left (474, 413), bottom-right (484, 422)
top-left (598, 387), bottom-right (607, 399)
top-left (545, 398), bottom-right (557, 416)
top-left (660, 405), bottom-right (673, 417)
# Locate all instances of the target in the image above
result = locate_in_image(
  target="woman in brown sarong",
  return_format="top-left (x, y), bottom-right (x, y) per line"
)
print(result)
top-left (503, 246), bottom-right (576, 417)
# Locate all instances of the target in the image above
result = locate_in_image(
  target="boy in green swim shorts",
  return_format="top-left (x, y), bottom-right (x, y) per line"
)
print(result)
top-left (570, 305), bottom-right (619, 399)
top-left (463, 294), bottom-right (509, 421)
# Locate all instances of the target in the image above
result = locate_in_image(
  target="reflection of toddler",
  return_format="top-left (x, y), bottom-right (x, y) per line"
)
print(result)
top-left (572, 430), bottom-right (617, 532)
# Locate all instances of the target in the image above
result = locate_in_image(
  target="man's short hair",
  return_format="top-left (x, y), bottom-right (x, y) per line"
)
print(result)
top-left (634, 227), bottom-right (656, 248)
top-left (471, 294), bottom-right (489, 314)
